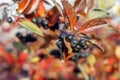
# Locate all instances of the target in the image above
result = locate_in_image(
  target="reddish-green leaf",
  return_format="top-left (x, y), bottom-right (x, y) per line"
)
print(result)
top-left (52, 0), bottom-right (64, 18)
top-left (20, 19), bottom-right (44, 36)
top-left (62, 0), bottom-right (77, 31)
top-left (77, 18), bottom-right (107, 33)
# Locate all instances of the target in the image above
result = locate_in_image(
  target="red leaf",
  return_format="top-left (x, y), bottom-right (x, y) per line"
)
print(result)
top-left (17, 0), bottom-right (31, 14)
top-left (47, 6), bottom-right (60, 26)
top-left (36, 0), bottom-right (46, 17)
top-left (77, 18), bottom-right (107, 33)
top-left (52, 0), bottom-right (65, 18)
top-left (62, 0), bottom-right (77, 31)
top-left (107, 56), bottom-right (117, 65)
top-left (18, 52), bottom-right (29, 64)
top-left (107, 34), bottom-right (120, 40)
top-left (0, 45), bottom-right (15, 64)
top-left (74, 0), bottom-right (86, 14)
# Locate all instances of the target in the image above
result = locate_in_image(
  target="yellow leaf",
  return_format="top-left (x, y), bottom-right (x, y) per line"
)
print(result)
top-left (29, 56), bottom-right (40, 63)
top-left (87, 54), bottom-right (96, 67)
top-left (113, 5), bottom-right (120, 16)
top-left (88, 9), bottom-right (109, 19)
top-left (115, 46), bottom-right (120, 59)
top-left (98, 0), bottom-right (115, 10)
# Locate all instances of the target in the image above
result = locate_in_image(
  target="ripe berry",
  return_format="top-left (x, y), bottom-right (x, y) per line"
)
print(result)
top-left (25, 34), bottom-right (37, 43)
top-left (7, 17), bottom-right (12, 23)
top-left (43, 25), bottom-right (49, 29)
top-left (32, 18), bottom-right (37, 23)
top-left (59, 33), bottom-right (66, 40)
top-left (37, 17), bottom-right (43, 24)
top-left (16, 32), bottom-right (24, 39)
top-left (42, 19), bottom-right (49, 29)
top-left (79, 39), bottom-right (86, 46)
top-left (42, 19), bottom-right (49, 26)
top-left (50, 49), bottom-right (61, 59)
top-left (70, 38), bottom-right (79, 48)
top-left (56, 39), bottom-right (63, 49)
top-left (16, 32), bottom-right (26, 43)
top-left (72, 44), bottom-right (81, 52)
top-left (79, 39), bottom-right (89, 50)
top-left (74, 67), bottom-right (80, 73)
top-left (82, 45), bottom-right (89, 50)
top-left (65, 34), bottom-right (73, 42)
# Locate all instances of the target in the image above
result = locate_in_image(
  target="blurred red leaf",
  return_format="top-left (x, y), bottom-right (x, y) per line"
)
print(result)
top-left (74, 0), bottom-right (86, 14)
top-left (0, 44), bottom-right (15, 64)
top-left (62, 0), bottom-right (77, 31)
top-left (107, 34), bottom-right (120, 40)
top-left (77, 18), bottom-right (107, 33)
top-left (105, 65), bottom-right (112, 73)
top-left (105, 56), bottom-right (117, 65)
top-left (87, 0), bottom-right (94, 14)
top-left (18, 52), bottom-right (29, 64)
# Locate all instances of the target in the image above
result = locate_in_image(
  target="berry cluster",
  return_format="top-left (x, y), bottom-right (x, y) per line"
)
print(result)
top-left (32, 17), bottom-right (49, 29)
top-left (32, 17), bottom-right (60, 31)
top-left (56, 33), bottom-right (89, 58)
top-left (16, 32), bottom-right (37, 44)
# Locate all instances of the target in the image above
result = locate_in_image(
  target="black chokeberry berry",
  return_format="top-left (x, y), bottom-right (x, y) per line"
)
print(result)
top-left (25, 34), bottom-right (37, 43)
top-left (16, 32), bottom-right (26, 43)
top-left (65, 34), bottom-right (73, 42)
top-left (7, 17), bottom-right (12, 23)
top-left (82, 45), bottom-right (89, 50)
top-left (37, 17), bottom-right (43, 24)
top-left (72, 45), bottom-right (81, 53)
top-left (74, 67), bottom-right (81, 73)
top-left (50, 49), bottom-right (61, 59)
top-left (56, 39), bottom-right (63, 49)
top-left (70, 38), bottom-right (79, 48)
top-left (42, 19), bottom-right (49, 26)
top-left (79, 39), bottom-right (86, 46)
top-left (43, 25), bottom-right (49, 29)
top-left (79, 39), bottom-right (89, 50)
top-left (59, 33), bottom-right (66, 40)
top-left (32, 18), bottom-right (37, 23)
top-left (16, 32), bottom-right (24, 39)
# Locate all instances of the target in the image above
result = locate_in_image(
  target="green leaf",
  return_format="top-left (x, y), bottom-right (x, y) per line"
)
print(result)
top-left (98, 0), bottom-right (115, 10)
top-left (13, 42), bottom-right (30, 51)
top-left (88, 9), bottom-right (110, 19)
top-left (20, 20), bottom-right (44, 37)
